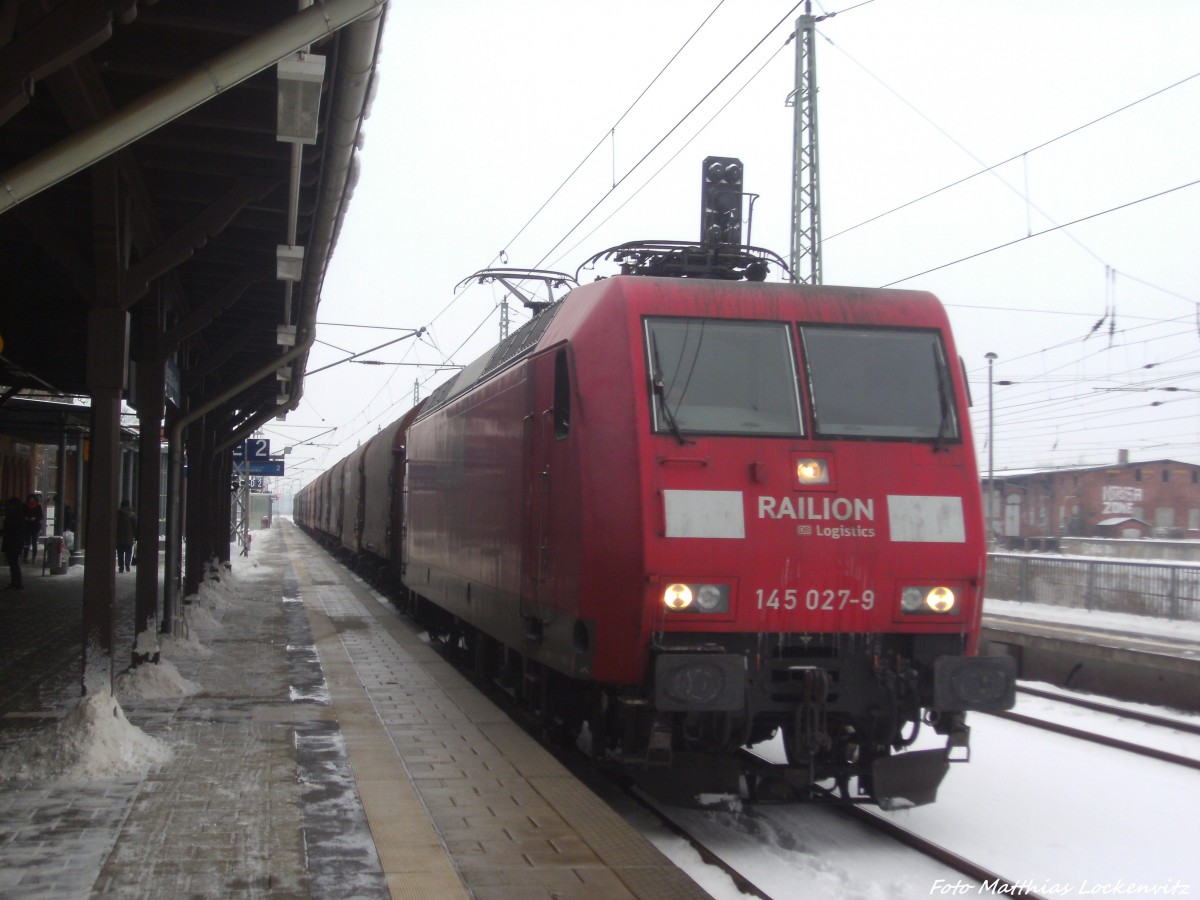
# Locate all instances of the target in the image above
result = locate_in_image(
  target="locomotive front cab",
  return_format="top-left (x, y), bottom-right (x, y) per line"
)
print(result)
top-left (630, 281), bottom-right (1016, 807)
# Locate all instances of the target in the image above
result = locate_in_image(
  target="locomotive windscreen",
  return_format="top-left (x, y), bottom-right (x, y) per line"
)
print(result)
top-left (644, 318), bottom-right (803, 437)
top-left (800, 326), bottom-right (960, 441)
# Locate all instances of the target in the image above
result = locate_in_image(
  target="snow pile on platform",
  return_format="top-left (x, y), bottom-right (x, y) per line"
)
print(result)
top-left (116, 657), bottom-right (199, 700)
top-left (160, 630), bottom-right (212, 659)
top-left (174, 559), bottom-right (240, 643)
top-left (0, 691), bottom-right (170, 780)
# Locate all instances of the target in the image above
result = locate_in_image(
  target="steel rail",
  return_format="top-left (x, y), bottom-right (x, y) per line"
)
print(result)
top-left (1016, 684), bottom-right (1200, 737)
top-left (618, 785), bottom-right (774, 900)
top-left (730, 748), bottom-right (1045, 898)
top-left (986, 708), bottom-right (1200, 771)
top-left (828, 801), bottom-right (1052, 900)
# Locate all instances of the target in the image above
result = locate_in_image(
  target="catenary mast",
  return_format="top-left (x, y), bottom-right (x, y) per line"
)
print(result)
top-left (788, 3), bottom-right (822, 284)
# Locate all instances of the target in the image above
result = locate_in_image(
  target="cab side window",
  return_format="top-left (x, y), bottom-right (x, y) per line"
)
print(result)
top-left (554, 348), bottom-right (570, 439)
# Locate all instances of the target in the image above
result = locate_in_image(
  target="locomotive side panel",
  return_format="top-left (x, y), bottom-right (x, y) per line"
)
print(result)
top-left (405, 365), bottom-right (531, 649)
top-left (544, 281), bottom-right (650, 685)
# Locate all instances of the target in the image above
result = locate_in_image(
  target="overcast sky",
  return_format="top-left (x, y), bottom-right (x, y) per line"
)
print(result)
top-left (271, 0), bottom-right (1200, 492)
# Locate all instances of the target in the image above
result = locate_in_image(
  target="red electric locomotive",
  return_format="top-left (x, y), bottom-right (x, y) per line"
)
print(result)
top-left (297, 239), bottom-right (1015, 809)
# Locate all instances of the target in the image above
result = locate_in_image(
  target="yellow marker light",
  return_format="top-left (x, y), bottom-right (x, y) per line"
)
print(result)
top-left (925, 586), bottom-right (956, 613)
top-left (795, 458), bottom-right (829, 485)
top-left (664, 583), bottom-right (694, 610)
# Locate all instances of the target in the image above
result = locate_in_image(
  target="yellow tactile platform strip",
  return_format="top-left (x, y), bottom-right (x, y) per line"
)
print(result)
top-left (284, 526), bottom-right (710, 900)
top-left (290, 552), bottom-right (469, 900)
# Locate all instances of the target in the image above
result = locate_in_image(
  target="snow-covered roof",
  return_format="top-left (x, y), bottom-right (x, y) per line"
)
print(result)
top-left (982, 458), bottom-right (1199, 480)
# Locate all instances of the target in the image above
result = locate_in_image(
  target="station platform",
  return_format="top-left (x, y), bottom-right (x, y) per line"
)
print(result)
top-left (981, 601), bottom-right (1200, 712)
top-left (0, 521), bottom-right (709, 899)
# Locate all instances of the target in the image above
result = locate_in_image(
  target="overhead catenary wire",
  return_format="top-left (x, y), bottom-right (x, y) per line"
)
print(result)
top-left (495, 0), bottom-right (730, 261)
top-left (808, 35), bottom-right (1199, 308)
top-left (550, 35), bottom-right (792, 270)
top-left (880, 179), bottom-right (1200, 289)
top-left (534, 1), bottom-right (810, 270)
top-left (965, 311), bottom-right (1200, 466)
top-left (823, 71), bottom-right (1200, 247)
top-left (300, 5), bottom-right (1198, 474)
top-left (408, 0), bottom-right (733, 338)
top-left (531, 0), bottom-right (883, 272)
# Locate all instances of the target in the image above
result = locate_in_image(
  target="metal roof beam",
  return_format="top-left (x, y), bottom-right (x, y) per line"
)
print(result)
top-left (124, 175), bottom-right (275, 306)
top-left (0, 0), bottom-right (388, 215)
top-left (158, 265), bottom-right (272, 357)
top-left (0, 0), bottom-right (113, 126)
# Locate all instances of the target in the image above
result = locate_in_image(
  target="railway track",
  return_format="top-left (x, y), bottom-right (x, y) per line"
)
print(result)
top-left (616, 783), bottom-right (775, 900)
top-left (983, 685), bottom-right (1200, 770)
top-left (1016, 684), bottom-right (1200, 736)
top-left (619, 763), bottom-right (1051, 900)
top-left (828, 801), bottom-right (1053, 900)
top-left (424, 631), bottom-right (1020, 898)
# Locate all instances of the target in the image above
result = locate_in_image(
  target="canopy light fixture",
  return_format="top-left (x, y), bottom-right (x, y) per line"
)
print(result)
top-left (277, 244), bottom-right (304, 282)
top-left (277, 52), bottom-right (326, 144)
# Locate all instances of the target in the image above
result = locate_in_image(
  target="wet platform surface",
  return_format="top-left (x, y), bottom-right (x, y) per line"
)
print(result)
top-left (0, 521), bottom-right (709, 899)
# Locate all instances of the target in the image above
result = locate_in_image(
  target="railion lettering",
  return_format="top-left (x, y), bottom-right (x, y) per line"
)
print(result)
top-left (757, 496), bottom-right (874, 522)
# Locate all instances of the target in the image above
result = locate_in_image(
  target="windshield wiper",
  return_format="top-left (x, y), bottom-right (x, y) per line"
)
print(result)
top-left (932, 345), bottom-right (953, 452)
top-left (651, 333), bottom-right (689, 446)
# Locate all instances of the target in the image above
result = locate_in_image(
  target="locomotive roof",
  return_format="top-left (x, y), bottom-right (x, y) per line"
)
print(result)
top-left (415, 275), bottom-right (949, 422)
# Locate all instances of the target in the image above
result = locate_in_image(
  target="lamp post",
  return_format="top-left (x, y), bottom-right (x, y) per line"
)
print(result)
top-left (985, 352), bottom-right (997, 543)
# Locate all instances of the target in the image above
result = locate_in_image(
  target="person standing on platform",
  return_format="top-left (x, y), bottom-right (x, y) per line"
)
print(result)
top-left (116, 499), bottom-right (137, 573)
top-left (3, 497), bottom-right (24, 590)
top-left (22, 494), bottom-right (42, 563)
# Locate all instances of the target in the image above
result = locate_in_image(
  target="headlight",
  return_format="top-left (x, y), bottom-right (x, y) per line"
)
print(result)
top-left (900, 585), bottom-right (958, 615)
top-left (795, 457), bottom-right (830, 485)
top-left (695, 584), bottom-right (725, 612)
top-left (664, 583), bottom-right (693, 610)
top-left (662, 583), bottom-right (730, 614)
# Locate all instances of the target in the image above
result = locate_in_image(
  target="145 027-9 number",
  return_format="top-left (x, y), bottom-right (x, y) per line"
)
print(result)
top-left (756, 588), bottom-right (875, 611)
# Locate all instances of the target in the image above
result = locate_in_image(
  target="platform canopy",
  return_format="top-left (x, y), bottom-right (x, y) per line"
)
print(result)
top-left (0, 0), bottom-right (389, 426)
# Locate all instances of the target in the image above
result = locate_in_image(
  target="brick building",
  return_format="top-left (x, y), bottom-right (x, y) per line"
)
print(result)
top-left (0, 434), bottom-right (36, 501)
top-left (983, 456), bottom-right (1200, 542)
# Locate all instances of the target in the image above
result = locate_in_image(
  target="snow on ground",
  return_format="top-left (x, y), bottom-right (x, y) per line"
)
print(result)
top-left (986, 596), bottom-right (1200, 645)
top-left (6, 523), bottom-right (1197, 896)
top-left (0, 539), bottom-right (272, 783)
top-left (1014, 683), bottom-right (1200, 758)
top-left (0, 690), bottom-right (171, 780)
top-left (114, 657), bottom-right (199, 700)
top-left (881, 712), bottom-right (1200, 894)
top-left (634, 598), bottom-right (1200, 898)
top-left (645, 702), bottom-right (1200, 898)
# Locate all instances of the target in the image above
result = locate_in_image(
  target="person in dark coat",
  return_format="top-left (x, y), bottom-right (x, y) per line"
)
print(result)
top-left (116, 499), bottom-right (137, 573)
top-left (3, 497), bottom-right (25, 590)
top-left (22, 494), bottom-right (42, 563)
